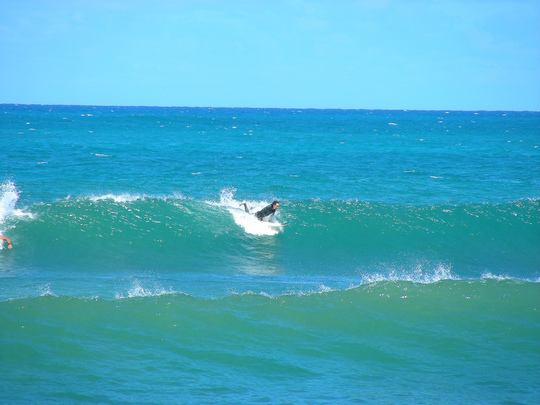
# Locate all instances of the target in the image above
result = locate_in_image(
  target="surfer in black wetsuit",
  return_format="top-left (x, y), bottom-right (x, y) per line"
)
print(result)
top-left (240, 200), bottom-right (280, 221)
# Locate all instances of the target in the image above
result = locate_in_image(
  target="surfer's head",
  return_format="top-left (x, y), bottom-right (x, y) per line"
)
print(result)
top-left (272, 201), bottom-right (280, 209)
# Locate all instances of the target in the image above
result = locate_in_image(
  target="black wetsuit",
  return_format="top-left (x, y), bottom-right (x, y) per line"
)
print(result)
top-left (243, 203), bottom-right (277, 220)
top-left (255, 204), bottom-right (277, 220)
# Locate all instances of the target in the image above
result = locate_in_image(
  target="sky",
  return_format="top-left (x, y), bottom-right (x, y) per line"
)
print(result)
top-left (1, 0), bottom-right (539, 110)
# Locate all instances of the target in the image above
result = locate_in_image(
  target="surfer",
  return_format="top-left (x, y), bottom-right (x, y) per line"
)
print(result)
top-left (240, 200), bottom-right (280, 221)
top-left (0, 235), bottom-right (13, 249)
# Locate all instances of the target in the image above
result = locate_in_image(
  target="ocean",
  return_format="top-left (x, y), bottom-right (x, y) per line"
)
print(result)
top-left (1, 104), bottom-right (539, 404)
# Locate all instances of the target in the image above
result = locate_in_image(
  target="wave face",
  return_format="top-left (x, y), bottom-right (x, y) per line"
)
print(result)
top-left (1, 188), bottom-right (538, 299)
top-left (1, 106), bottom-right (539, 404)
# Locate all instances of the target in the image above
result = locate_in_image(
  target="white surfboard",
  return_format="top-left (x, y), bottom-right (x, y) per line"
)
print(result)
top-left (260, 221), bottom-right (287, 227)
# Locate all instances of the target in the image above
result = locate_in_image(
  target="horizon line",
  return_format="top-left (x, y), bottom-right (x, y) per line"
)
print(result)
top-left (1, 102), bottom-right (538, 113)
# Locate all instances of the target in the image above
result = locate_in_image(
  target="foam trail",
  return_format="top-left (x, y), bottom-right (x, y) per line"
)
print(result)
top-left (217, 189), bottom-right (282, 235)
top-left (230, 210), bottom-right (279, 236)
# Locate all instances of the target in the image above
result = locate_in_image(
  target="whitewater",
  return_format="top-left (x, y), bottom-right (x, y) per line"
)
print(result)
top-left (1, 105), bottom-right (539, 404)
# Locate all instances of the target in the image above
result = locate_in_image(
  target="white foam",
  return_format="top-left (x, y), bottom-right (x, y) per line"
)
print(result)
top-left (233, 284), bottom-right (336, 299)
top-left (39, 284), bottom-right (57, 297)
top-left (0, 182), bottom-right (35, 233)
top-left (217, 188), bottom-right (280, 236)
top-left (89, 193), bottom-right (145, 203)
top-left (0, 181), bottom-right (19, 224)
top-left (115, 279), bottom-right (175, 299)
top-left (229, 209), bottom-right (279, 236)
top-left (479, 272), bottom-right (531, 282)
top-left (207, 188), bottom-right (282, 236)
top-left (293, 284), bottom-right (335, 296)
top-left (86, 192), bottom-right (185, 204)
top-left (360, 264), bottom-right (459, 285)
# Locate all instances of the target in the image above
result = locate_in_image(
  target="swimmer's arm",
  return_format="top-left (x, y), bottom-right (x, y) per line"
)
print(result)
top-left (0, 236), bottom-right (12, 249)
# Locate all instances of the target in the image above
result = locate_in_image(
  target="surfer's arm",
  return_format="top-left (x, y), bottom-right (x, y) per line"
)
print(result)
top-left (0, 236), bottom-right (12, 249)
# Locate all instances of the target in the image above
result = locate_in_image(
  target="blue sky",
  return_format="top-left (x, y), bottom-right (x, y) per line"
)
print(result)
top-left (1, 0), bottom-right (539, 110)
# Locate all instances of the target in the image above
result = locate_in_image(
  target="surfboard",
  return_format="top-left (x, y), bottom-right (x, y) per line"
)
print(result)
top-left (260, 222), bottom-right (287, 227)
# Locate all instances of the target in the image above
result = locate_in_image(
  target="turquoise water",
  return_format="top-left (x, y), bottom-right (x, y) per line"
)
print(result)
top-left (1, 105), bottom-right (539, 404)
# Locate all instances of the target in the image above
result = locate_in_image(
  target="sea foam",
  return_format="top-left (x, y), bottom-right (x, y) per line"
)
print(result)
top-left (359, 264), bottom-right (460, 285)
top-left (115, 279), bottom-right (176, 300)
top-left (0, 181), bottom-right (19, 224)
top-left (0, 181), bottom-right (34, 238)
top-left (217, 188), bottom-right (282, 236)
